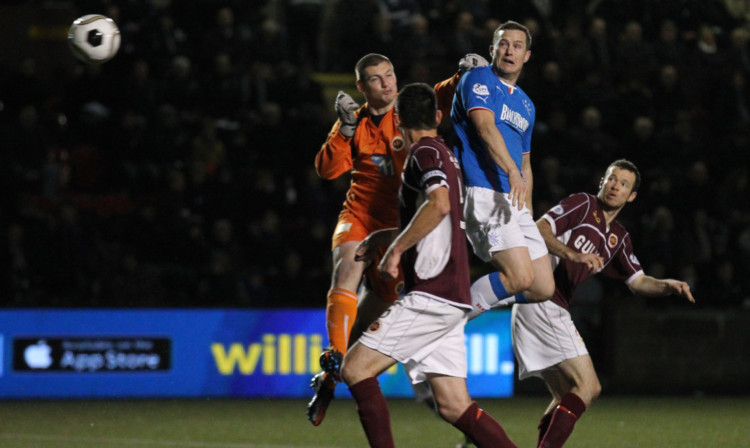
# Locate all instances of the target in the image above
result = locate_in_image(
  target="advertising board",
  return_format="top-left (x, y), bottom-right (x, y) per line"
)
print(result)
top-left (0, 308), bottom-right (513, 398)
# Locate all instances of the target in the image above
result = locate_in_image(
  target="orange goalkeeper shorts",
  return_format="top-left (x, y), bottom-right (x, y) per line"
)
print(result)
top-left (331, 210), bottom-right (403, 303)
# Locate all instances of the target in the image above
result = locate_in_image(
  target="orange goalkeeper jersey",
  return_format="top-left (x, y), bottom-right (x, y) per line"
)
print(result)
top-left (314, 74), bottom-right (461, 238)
top-left (315, 104), bottom-right (405, 233)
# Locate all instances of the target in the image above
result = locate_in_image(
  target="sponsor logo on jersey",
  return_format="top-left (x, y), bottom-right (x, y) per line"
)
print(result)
top-left (334, 222), bottom-right (352, 236)
top-left (371, 154), bottom-right (395, 176)
top-left (392, 136), bottom-right (405, 151)
top-left (607, 233), bottom-right (618, 248)
top-left (500, 104), bottom-right (529, 131)
top-left (573, 234), bottom-right (599, 255)
top-left (593, 210), bottom-right (601, 223)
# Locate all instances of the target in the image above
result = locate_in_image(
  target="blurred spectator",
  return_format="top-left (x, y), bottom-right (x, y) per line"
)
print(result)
top-left (626, 116), bottom-right (658, 171)
top-left (586, 16), bottom-right (613, 82)
top-left (200, 52), bottom-right (246, 119)
top-left (651, 64), bottom-right (688, 129)
top-left (5, 105), bottom-right (51, 195)
top-left (362, 12), bottom-right (399, 67)
top-left (728, 26), bottom-right (750, 75)
top-left (160, 56), bottom-right (202, 123)
top-left (284, 0), bottom-right (323, 64)
top-left (199, 6), bottom-right (254, 71)
top-left (568, 106), bottom-right (620, 184)
top-left (445, 11), bottom-right (483, 61)
top-left (652, 19), bottom-right (690, 71)
top-left (141, 11), bottom-right (191, 75)
top-left (1, 58), bottom-right (49, 125)
top-left (529, 61), bottom-right (568, 121)
top-left (553, 15), bottom-right (594, 81)
top-left (614, 21), bottom-right (657, 85)
top-left (697, 259), bottom-right (744, 307)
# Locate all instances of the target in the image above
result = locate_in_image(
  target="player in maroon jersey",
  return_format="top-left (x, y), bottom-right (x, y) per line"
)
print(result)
top-left (343, 83), bottom-right (518, 448)
top-left (512, 159), bottom-right (695, 448)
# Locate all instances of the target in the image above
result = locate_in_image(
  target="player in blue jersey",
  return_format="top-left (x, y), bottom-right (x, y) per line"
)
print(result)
top-left (452, 20), bottom-right (555, 315)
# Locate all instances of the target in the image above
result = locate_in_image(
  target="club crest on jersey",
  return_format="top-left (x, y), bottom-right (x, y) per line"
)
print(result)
top-left (607, 233), bottom-right (618, 248)
top-left (522, 98), bottom-right (533, 116)
top-left (368, 320), bottom-right (381, 333)
top-left (392, 136), bottom-right (405, 151)
top-left (473, 83), bottom-right (490, 96)
top-left (394, 281), bottom-right (404, 295)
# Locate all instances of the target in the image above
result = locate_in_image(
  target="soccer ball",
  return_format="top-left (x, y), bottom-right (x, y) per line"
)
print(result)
top-left (68, 14), bottom-right (121, 64)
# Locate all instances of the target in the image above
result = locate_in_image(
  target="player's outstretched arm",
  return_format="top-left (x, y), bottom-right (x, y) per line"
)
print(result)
top-left (628, 275), bottom-right (696, 303)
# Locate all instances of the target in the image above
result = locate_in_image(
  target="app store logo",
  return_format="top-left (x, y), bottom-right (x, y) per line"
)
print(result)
top-left (24, 340), bottom-right (53, 369)
top-left (13, 337), bottom-right (171, 373)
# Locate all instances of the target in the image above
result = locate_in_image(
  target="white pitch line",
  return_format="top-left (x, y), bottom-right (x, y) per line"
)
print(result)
top-left (0, 433), bottom-right (326, 448)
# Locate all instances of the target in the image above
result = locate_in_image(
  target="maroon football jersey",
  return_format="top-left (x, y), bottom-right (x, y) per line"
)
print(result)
top-left (399, 135), bottom-right (471, 308)
top-left (542, 193), bottom-right (644, 310)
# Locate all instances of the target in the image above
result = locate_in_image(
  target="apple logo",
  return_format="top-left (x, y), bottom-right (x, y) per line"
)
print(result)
top-left (24, 340), bottom-right (53, 369)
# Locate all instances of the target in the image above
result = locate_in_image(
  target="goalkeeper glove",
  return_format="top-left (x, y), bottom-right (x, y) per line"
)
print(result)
top-left (335, 90), bottom-right (359, 138)
top-left (458, 53), bottom-right (489, 75)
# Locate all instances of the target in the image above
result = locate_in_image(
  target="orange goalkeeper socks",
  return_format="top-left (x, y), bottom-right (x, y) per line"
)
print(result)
top-left (326, 288), bottom-right (358, 354)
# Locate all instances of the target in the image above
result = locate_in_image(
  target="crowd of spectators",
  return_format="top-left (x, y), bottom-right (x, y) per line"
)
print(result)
top-left (1, 0), bottom-right (749, 310)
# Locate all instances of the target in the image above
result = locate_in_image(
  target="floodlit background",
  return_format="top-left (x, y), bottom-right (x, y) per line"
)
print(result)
top-left (0, 2), bottom-right (749, 446)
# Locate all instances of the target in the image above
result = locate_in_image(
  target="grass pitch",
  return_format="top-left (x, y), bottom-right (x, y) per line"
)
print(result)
top-left (0, 395), bottom-right (747, 447)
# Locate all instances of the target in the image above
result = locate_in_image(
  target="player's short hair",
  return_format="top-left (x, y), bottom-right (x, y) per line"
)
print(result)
top-left (355, 53), bottom-right (393, 81)
top-left (492, 20), bottom-right (532, 50)
top-left (609, 159), bottom-right (641, 192)
top-left (395, 83), bottom-right (438, 131)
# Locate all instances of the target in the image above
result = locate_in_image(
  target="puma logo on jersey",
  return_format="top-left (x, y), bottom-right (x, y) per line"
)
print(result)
top-left (371, 154), bottom-right (395, 176)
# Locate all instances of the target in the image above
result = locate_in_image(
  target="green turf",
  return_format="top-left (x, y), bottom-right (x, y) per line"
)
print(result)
top-left (0, 395), bottom-right (747, 447)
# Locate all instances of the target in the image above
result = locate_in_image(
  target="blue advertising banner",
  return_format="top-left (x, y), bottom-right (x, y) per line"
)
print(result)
top-left (0, 308), bottom-right (513, 399)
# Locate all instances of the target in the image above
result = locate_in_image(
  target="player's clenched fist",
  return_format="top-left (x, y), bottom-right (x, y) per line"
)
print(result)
top-left (335, 90), bottom-right (359, 138)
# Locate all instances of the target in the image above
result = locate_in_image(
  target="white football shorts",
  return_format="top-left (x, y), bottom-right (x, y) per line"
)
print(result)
top-left (511, 300), bottom-right (589, 380)
top-left (358, 292), bottom-right (468, 383)
top-left (464, 186), bottom-right (548, 262)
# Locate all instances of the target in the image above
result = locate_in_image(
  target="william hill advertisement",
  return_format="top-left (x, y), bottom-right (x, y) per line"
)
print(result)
top-left (0, 309), bottom-right (513, 399)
